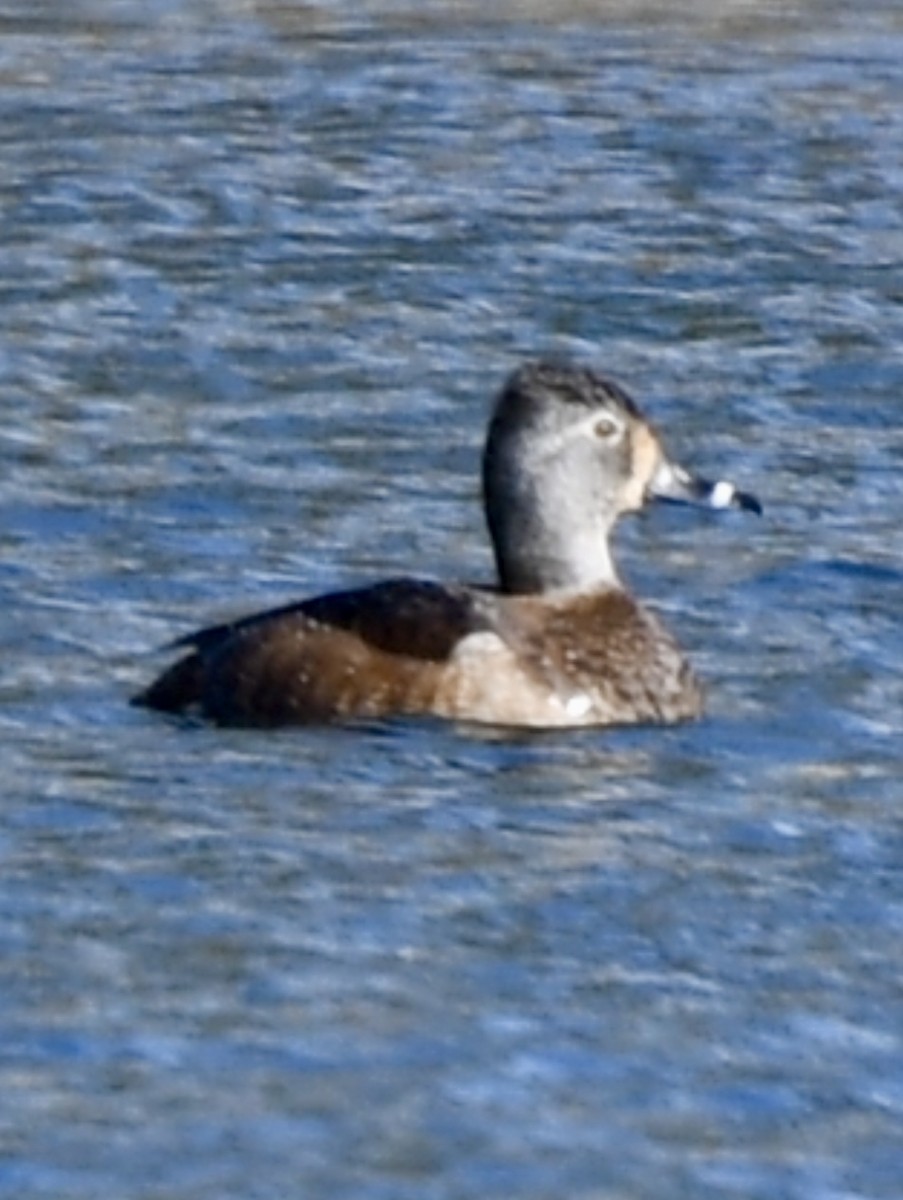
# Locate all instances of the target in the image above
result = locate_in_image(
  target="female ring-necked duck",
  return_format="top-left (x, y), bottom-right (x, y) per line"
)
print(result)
top-left (132, 359), bottom-right (760, 728)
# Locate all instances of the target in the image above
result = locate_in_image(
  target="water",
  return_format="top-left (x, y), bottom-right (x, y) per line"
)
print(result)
top-left (1, 1), bottom-right (901, 1196)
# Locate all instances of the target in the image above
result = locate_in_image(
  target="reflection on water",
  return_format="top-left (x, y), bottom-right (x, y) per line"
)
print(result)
top-left (0, 2), bottom-right (901, 1197)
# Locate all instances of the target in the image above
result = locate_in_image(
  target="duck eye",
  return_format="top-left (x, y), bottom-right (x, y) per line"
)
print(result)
top-left (593, 416), bottom-right (619, 441)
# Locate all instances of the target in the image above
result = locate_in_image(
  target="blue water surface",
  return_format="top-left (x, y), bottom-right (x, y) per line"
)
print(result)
top-left (0, 1), bottom-right (901, 1197)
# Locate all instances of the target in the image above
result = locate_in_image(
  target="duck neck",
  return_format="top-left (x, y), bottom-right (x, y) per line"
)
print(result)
top-left (483, 424), bottom-right (626, 596)
top-left (486, 486), bottom-right (622, 594)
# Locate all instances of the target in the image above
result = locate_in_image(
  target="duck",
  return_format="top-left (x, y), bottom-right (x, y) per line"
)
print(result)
top-left (131, 358), bottom-right (760, 728)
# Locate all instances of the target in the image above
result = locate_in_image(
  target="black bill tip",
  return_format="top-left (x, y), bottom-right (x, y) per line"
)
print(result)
top-left (706, 479), bottom-right (763, 516)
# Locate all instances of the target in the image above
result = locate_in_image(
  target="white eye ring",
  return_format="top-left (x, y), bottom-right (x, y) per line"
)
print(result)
top-left (593, 416), bottom-right (620, 441)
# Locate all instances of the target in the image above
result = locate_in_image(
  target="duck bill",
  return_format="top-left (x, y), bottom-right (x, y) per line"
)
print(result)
top-left (649, 459), bottom-right (762, 515)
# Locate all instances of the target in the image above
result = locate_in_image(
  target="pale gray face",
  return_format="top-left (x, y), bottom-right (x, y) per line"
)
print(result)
top-left (483, 360), bottom-right (760, 594)
top-left (487, 358), bottom-right (760, 517)
top-left (484, 361), bottom-right (665, 531)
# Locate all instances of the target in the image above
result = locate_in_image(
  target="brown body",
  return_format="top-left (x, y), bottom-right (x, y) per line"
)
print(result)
top-left (134, 579), bottom-right (702, 728)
